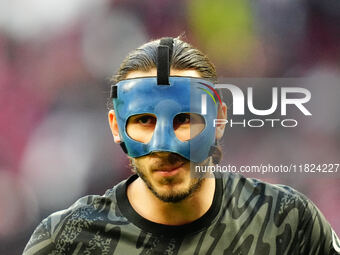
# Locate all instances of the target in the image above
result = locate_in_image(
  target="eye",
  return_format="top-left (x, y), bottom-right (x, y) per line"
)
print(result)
top-left (174, 113), bottom-right (190, 125)
top-left (173, 113), bottom-right (205, 141)
top-left (136, 115), bottom-right (156, 125)
top-left (126, 114), bottom-right (157, 143)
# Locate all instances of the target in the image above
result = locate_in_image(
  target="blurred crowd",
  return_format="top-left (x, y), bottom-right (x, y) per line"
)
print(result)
top-left (0, 0), bottom-right (339, 254)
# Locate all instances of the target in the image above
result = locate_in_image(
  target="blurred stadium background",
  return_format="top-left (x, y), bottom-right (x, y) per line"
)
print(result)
top-left (0, 0), bottom-right (339, 253)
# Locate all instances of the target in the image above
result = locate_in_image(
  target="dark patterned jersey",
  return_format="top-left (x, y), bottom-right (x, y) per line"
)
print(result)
top-left (23, 173), bottom-right (340, 255)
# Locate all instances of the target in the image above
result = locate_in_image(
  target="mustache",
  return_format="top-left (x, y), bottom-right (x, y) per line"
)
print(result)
top-left (148, 152), bottom-right (188, 168)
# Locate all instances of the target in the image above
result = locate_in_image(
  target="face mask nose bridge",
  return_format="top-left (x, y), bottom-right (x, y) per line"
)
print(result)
top-left (149, 99), bottom-right (182, 152)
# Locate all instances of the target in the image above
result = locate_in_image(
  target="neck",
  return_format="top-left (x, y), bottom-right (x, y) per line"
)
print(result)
top-left (127, 173), bottom-right (215, 225)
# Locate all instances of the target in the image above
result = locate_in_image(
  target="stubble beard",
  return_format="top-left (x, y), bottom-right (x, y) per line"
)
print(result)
top-left (129, 153), bottom-right (206, 203)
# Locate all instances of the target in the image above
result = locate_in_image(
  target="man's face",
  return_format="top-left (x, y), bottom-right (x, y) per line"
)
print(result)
top-left (109, 69), bottom-right (216, 203)
top-left (127, 69), bottom-right (205, 203)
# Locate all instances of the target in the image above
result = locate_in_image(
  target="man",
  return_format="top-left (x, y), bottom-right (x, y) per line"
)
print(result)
top-left (24, 37), bottom-right (340, 254)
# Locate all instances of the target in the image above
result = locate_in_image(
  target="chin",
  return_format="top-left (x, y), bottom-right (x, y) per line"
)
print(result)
top-left (149, 177), bottom-right (203, 203)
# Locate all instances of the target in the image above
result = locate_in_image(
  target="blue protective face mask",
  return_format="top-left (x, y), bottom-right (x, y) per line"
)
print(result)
top-left (112, 76), bottom-right (218, 163)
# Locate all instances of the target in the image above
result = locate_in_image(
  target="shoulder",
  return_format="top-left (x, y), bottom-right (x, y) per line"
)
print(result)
top-left (24, 179), bottom-right (128, 254)
top-left (221, 173), bottom-right (339, 254)
top-left (52, 181), bottom-right (130, 230)
top-left (223, 173), bottom-right (305, 204)
top-left (221, 173), bottom-right (325, 228)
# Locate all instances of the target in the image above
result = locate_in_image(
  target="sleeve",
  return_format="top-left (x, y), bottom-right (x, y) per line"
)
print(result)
top-left (23, 195), bottom-right (96, 254)
top-left (296, 193), bottom-right (340, 255)
top-left (23, 217), bottom-right (57, 255)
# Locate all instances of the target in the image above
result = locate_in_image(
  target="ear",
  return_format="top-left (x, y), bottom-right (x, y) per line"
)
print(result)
top-left (108, 110), bottom-right (122, 143)
top-left (215, 103), bottom-right (227, 140)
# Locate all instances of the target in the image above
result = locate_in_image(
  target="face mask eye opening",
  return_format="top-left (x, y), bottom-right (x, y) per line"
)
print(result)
top-left (173, 113), bottom-right (206, 142)
top-left (126, 113), bottom-right (157, 144)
